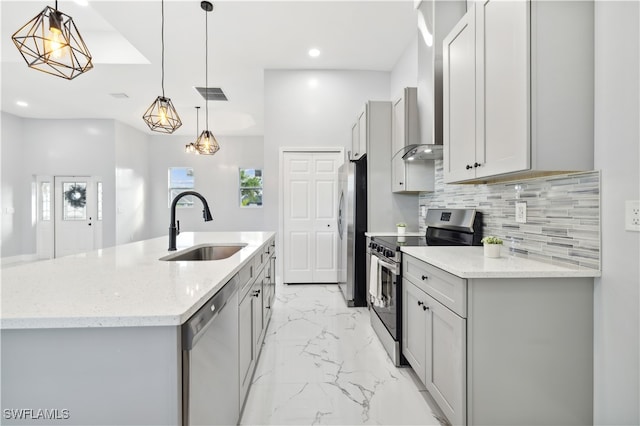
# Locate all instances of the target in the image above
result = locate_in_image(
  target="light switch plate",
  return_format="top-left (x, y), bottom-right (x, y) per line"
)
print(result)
top-left (515, 201), bottom-right (527, 224)
top-left (625, 200), bottom-right (640, 231)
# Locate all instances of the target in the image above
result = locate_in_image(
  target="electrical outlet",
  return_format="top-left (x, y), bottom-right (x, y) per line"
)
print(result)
top-left (625, 200), bottom-right (640, 232)
top-left (515, 201), bottom-right (527, 224)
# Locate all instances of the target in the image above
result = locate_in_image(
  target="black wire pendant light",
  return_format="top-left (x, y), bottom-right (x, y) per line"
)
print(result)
top-left (185, 107), bottom-right (200, 154)
top-left (143, 0), bottom-right (182, 134)
top-left (11, 0), bottom-right (93, 80)
top-left (195, 1), bottom-right (220, 156)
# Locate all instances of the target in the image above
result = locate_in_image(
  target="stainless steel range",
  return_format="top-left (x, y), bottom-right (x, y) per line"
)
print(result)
top-left (368, 208), bottom-right (482, 366)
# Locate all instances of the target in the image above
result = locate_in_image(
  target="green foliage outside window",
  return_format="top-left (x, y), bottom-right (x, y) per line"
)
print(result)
top-left (240, 169), bottom-right (263, 207)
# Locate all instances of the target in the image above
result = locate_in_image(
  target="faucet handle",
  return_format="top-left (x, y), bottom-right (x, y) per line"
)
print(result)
top-left (176, 220), bottom-right (180, 236)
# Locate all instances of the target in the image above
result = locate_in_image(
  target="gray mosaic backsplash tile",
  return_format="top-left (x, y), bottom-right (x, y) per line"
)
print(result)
top-left (419, 160), bottom-right (600, 270)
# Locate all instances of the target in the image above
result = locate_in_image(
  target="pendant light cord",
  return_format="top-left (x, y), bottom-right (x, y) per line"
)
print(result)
top-left (205, 8), bottom-right (209, 131)
top-left (161, 0), bottom-right (165, 98)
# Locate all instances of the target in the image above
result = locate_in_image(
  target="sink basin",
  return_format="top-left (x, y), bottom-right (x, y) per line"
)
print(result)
top-left (160, 244), bottom-right (246, 261)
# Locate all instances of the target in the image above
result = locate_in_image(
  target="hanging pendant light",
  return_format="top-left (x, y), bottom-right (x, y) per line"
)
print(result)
top-left (11, 0), bottom-right (93, 80)
top-left (185, 107), bottom-right (200, 154)
top-left (195, 1), bottom-right (220, 156)
top-left (143, 0), bottom-right (182, 134)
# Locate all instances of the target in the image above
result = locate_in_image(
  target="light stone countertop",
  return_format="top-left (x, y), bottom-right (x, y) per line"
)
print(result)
top-left (401, 246), bottom-right (601, 279)
top-left (0, 232), bottom-right (275, 330)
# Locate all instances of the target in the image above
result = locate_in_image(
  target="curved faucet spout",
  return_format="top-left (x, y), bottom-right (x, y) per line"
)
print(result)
top-left (168, 191), bottom-right (213, 251)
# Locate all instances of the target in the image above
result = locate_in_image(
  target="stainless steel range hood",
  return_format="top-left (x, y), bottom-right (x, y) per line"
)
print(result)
top-left (402, 0), bottom-right (466, 162)
top-left (394, 144), bottom-right (444, 161)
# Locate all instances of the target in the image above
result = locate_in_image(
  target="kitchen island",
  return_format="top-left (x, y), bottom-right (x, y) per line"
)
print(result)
top-left (1, 232), bottom-right (275, 425)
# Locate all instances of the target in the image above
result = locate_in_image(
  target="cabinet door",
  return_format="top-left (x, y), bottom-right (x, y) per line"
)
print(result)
top-left (475, 0), bottom-right (530, 178)
top-left (351, 121), bottom-right (359, 160)
top-left (402, 279), bottom-right (427, 382)
top-left (238, 291), bottom-right (253, 400)
top-left (356, 105), bottom-right (367, 159)
top-left (424, 294), bottom-right (466, 426)
top-left (443, 8), bottom-right (477, 183)
top-left (252, 280), bottom-right (264, 352)
top-left (391, 95), bottom-right (407, 192)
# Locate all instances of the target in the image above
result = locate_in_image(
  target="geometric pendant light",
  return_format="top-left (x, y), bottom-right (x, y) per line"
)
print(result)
top-left (11, 1), bottom-right (93, 80)
top-left (194, 1), bottom-right (220, 155)
top-left (142, 0), bottom-right (182, 134)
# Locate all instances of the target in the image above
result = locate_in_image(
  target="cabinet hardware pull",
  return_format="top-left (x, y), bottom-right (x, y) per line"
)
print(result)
top-left (399, 182), bottom-right (403, 185)
top-left (423, 305), bottom-right (429, 311)
top-left (466, 164), bottom-right (472, 170)
top-left (474, 162), bottom-right (482, 168)
top-left (417, 301), bottom-right (424, 306)
top-left (421, 275), bottom-right (428, 280)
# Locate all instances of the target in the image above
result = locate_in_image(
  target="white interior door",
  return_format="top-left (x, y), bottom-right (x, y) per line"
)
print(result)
top-left (283, 151), bottom-right (341, 283)
top-left (54, 176), bottom-right (96, 258)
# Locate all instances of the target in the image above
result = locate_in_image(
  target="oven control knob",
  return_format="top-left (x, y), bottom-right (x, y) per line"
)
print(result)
top-left (377, 246), bottom-right (383, 253)
top-left (384, 249), bottom-right (393, 257)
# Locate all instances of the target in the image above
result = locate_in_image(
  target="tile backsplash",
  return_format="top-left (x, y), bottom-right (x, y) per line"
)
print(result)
top-left (419, 161), bottom-right (600, 270)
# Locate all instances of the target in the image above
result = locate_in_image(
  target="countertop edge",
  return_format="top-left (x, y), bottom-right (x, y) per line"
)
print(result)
top-left (401, 246), bottom-right (601, 279)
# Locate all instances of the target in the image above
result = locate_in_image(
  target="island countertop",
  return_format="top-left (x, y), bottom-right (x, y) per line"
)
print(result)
top-left (1, 232), bottom-right (275, 330)
top-left (401, 246), bottom-right (601, 279)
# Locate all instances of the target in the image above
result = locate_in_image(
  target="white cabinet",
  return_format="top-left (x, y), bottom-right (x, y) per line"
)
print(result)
top-left (403, 278), bottom-right (466, 426)
top-left (443, 1), bottom-right (594, 184)
top-left (391, 87), bottom-right (434, 193)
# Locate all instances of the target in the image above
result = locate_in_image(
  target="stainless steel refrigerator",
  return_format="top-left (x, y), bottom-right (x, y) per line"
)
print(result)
top-left (337, 155), bottom-right (367, 307)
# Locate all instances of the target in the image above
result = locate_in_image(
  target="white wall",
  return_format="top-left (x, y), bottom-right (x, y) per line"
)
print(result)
top-left (263, 69), bottom-right (391, 234)
top-left (1, 112), bottom-right (27, 257)
top-left (594, 2), bottom-right (640, 424)
top-left (115, 121), bottom-right (151, 245)
top-left (390, 34), bottom-right (419, 98)
top-left (21, 118), bottom-right (117, 249)
top-left (147, 134), bottom-right (265, 239)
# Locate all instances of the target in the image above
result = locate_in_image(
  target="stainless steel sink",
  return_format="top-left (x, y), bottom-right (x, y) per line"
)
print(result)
top-left (160, 244), bottom-right (246, 261)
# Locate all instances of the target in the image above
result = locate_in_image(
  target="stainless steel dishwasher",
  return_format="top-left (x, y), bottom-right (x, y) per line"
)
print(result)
top-left (182, 274), bottom-right (239, 426)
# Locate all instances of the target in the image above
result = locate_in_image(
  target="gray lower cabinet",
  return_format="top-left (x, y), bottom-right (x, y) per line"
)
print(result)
top-left (403, 278), bottom-right (466, 425)
top-left (238, 237), bottom-right (276, 411)
top-left (402, 254), bottom-right (593, 425)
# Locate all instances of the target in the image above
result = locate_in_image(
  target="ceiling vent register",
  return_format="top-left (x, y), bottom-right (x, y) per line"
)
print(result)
top-left (195, 87), bottom-right (228, 101)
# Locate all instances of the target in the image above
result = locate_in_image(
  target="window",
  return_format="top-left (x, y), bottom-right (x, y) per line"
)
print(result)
top-left (168, 167), bottom-right (195, 208)
top-left (240, 168), bottom-right (263, 208)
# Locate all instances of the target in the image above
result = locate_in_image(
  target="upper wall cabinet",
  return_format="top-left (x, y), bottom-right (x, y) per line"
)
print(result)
top-left (392, 87), bottom-right (434, 193)
top-left (443, 0), bottom-right (594, 184)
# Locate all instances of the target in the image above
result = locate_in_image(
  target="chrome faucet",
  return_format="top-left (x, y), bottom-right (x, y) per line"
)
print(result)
top-left (169, 191), bottom-right (213, 251)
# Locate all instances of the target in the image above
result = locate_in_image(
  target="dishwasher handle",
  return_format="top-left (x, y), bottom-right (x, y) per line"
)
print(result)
top-left (182, 273), bottom-right (240, 351)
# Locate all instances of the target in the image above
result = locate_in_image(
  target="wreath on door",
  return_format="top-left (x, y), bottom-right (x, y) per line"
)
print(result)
top-left (64, 184), bottom-right (87, 209)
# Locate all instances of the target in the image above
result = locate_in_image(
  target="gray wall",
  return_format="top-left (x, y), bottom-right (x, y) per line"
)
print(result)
top-left (115, 121), bottom-right (152, 245)
top-left (1, 112), bottom-right (27, 257)
top-left (593, 1), bottom-right (640, 423)
top-left (147, 134), bottom-right (265, 238)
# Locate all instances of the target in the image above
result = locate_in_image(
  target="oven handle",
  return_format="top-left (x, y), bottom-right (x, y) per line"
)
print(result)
top-left (372, 253), bottom-right (399, 275)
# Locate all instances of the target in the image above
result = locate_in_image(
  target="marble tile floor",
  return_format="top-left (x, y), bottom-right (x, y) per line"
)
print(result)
top-left (240, 282), bottom-right (448, 425)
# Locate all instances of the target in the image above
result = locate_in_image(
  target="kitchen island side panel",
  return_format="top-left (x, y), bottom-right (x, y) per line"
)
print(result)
top-left (466, 277), bottom-right (593, 426)
top-left (1, 326), bottom-right (181, 425)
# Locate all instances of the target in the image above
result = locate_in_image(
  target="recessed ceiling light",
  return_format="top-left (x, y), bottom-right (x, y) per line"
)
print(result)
top-left (74, 0), bottom-right (89, 6)
top-left (16, 101), bottom-right (28, 107)
top-left (308, 78), bottom-right (319, 88)
top-left (308, 48), bottom-right (320, 58)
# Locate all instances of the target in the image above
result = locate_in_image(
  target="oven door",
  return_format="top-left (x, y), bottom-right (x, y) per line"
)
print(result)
top-left (371, 254), bottom-right (400, 340)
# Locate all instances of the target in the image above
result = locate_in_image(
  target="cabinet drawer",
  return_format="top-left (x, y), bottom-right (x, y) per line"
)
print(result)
top-left (403, 255), bottom-right (467, 317)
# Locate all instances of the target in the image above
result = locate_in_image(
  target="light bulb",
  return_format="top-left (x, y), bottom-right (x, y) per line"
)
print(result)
top-left (45, 27), bottom-right (67, 60)
top-left (159, 105), bottom-right (169, 125)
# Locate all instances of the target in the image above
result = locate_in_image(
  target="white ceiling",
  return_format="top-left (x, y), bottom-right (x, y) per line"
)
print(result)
top-left (1, 0), bottom-right (418, 136)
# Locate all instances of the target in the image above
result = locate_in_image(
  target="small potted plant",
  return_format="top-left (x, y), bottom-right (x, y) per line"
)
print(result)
top-left (396, 222), bottom-right (407, 236)
top-left (481, 236), bottom-right (503, 258)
